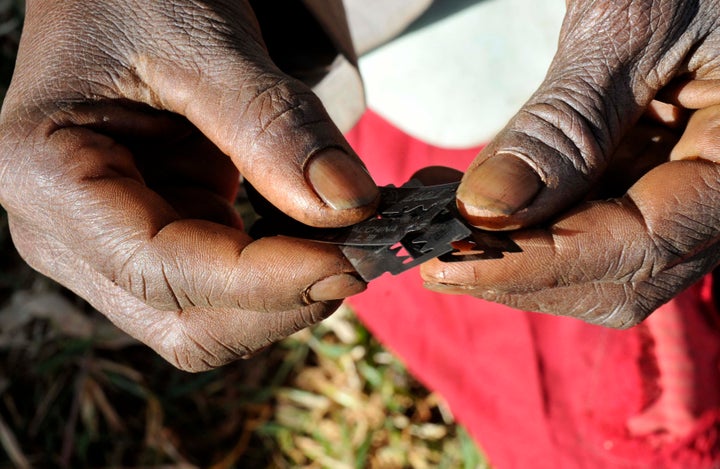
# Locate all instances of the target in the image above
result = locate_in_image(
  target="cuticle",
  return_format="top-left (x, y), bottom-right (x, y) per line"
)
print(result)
top-left (302, 144), bottom-right (351, 175)
top-left (494, 150), bottom-right (548, 185)
top-left (301, 271), bottom-right (365, 305)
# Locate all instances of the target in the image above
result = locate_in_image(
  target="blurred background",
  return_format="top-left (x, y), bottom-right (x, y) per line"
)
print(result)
top-left (0, 1), bottom-right (489, 467)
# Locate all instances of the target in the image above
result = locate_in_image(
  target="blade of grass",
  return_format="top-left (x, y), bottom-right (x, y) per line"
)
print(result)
top-left (60, 359), bottom-right (88, 468)
top-left (0, 411), bottom-right (30, 469)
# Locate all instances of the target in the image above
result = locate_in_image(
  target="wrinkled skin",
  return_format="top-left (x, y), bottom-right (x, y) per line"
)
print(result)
top-left (423, 0), bottom-right (720, 328)
top-left (0, 0), bottom-right (379, 371)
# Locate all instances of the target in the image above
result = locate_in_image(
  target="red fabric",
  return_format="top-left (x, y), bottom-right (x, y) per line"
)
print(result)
top-left (345, 110), bottom-right (720, 469)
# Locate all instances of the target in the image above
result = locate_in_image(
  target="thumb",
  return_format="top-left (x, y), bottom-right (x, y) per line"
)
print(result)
top-left (131, 3), bottom-right (378, 228)
top-left (457, 1), bottom-right (700, 230)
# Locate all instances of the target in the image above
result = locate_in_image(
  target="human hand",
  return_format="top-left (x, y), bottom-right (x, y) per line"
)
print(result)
top-left (0, 0), bottom-right (378, 370)
top-left (422, 0), bottom-right (720, 328)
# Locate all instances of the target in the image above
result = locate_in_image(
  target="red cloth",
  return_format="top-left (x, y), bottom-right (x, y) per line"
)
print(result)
top-left (345, 110), bottom-right (720, 469)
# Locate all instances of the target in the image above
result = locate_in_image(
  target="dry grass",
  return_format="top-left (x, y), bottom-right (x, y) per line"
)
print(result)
top-left (0, 2), bottom-right (489, 467)
top-left (0, 260), bottom-right (488, 467)
top-left (0, 242), bottom-right (489, 467)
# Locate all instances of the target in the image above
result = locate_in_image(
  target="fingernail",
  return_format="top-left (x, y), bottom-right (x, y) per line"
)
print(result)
top-left (306, 148), bottom-right (379, 210)
top-left (307, 273), bottom-right (367, 302)
top-left (457, 153), bottom-right (542, 219)
top-left (423, 282), bottom-right (467, 295)
top-left (241, 344), bottom-right (271, 360)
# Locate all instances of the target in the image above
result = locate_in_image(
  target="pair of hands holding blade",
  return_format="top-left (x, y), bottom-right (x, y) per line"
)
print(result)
top-left (1, 0), bottom-right (720, 371)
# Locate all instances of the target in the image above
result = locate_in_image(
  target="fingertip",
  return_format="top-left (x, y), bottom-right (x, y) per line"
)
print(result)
top-left (422, 282), bottom-right (468, 296)
top-left (421, 259), bottom-right (476, 296)
top-left (410, 166), bottom-right (463, 185)
top-left (304, 272), bottom-right (367, 303)
top-left (457, 153), bottom-right (542, 230)
top-left (419, 257), bottom-right (467, 286)
top-left (670, 105), bottom-right (720, 163)
top-left (305, 147), bottom-right (379, 213)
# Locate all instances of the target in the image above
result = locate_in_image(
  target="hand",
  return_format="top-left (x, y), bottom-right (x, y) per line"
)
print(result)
top-left (0, 0), bottom-right (379, 370)
top-left (422, 0), bottom-right (720, 328)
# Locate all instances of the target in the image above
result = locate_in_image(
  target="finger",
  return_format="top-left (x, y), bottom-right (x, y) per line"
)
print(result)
top-left (410, 166), bottom-right (463, 185)
top-left (589, 120), bottom-right (679, 199)
top-left (128, 2), bottom-right (378, 227)
top-left (661, 79), bottom-right (720, 110)
top-left (15, 127), bottom-right (365, 313)
top-left (129, 131), bottom-right (244, 227)
top-left (456, 1), bottom-right (702, 230)
top-left (643, 99), bottom-right (687, 129)
top-left (424, 159), bottom-right (720, 328)
top-left (671, 104), bottom-right (720, 163)
top-left (8, 219), bottom-right (340, 372)
top-left (159, 186), bottom-right (243, 229)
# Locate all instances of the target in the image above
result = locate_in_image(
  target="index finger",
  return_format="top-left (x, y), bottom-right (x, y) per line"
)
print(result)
top-left (423, 160), bottom-right (720, 327)
top-left (11, 127), bottom-right (365, 313)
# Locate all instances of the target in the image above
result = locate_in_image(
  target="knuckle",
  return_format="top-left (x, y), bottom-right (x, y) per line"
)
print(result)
top-left (241, 76), bottom-right (325, 145)
top-left (268, 303), bottom-right (336, 340)
top-left (6, 219), bottom-right (46, 272)
top-left (653, 215), bottom-right (720, 261)
top-left (0, 125), bottom-right (39, 213)
top-left (517, 85), bottom-right (608, 178)
top-left (120, 257), bottom-right (192, 312)
top-left (155, 320), bottom-right (250, 372)
top-left (583, 279), bottom-right (674, 329)
top-left (589, 300), bottom-right (652, 329)
top-left (294, 301), bottom-right (337, 329)
top-left (164, 0), bottom-right (261, 50)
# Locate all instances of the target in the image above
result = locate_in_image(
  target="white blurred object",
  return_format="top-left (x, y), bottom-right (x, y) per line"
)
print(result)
top-left (342, 0), bottom-right (433, 55)
top-left (356, 0), bottom-right (565, 148)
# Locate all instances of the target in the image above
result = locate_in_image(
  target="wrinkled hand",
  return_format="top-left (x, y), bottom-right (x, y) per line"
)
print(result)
top-left (423, 0), bottom-right (720, 328)
top-left (0, 0), bottom-right (379, 370)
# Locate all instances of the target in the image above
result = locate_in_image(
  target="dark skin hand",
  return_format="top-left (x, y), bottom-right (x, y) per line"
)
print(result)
top-left (422, 0), bottom-right (720, 328)
top-left (0, 0), bottom-right (379, 371)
